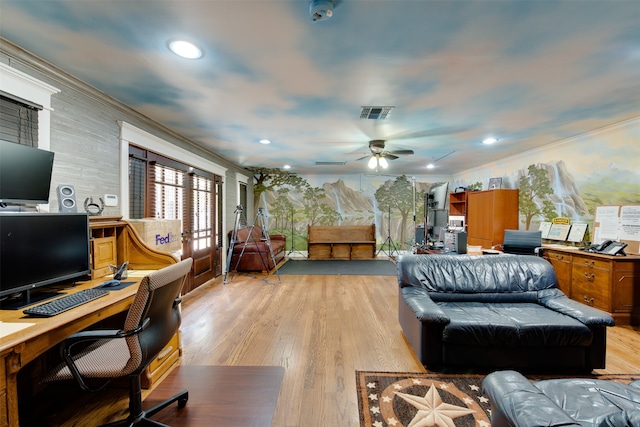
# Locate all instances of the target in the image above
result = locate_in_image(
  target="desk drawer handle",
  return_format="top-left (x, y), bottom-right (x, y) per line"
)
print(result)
top-left (156, 346), bottom-right (174, 361)
top-left (584, 272), bottom-right (595, 281)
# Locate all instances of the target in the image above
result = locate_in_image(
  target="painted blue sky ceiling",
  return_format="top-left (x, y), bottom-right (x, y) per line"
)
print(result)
top-left (1, 0), bottom-right (639, 175)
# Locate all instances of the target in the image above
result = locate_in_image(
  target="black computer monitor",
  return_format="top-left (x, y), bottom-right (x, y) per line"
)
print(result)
top-left (426, 182), bottom-right (449, 210)
top-left (0, 213), bottom-right (90, 302)
top-left (0, 140), bottom-right (55, 205)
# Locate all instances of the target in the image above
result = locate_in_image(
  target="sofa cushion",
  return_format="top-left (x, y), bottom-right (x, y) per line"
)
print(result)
top-left (439, 302), bottom-right (593, 347)
top-left (397, 254), bottom-right (557, 293)
top-left (534, 379), bottom-right (640, 426)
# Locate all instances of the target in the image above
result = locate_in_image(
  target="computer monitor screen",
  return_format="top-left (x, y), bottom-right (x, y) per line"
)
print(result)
top-left (426, 209), bottom-right (449, 242)
top-left (0, 140), bottom-right (55, 204)
top-left (426, 182), bottom-right (449, 210)
top-left (0, 213), bottom-right (90, 298)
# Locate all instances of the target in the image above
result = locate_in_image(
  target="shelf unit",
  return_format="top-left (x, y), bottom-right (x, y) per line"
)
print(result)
top-left (449, 190), bottom-right (469, 226)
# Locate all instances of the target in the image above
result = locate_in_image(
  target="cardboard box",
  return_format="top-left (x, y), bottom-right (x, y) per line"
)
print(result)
top-left (129, 218), bottom-right (182, 253)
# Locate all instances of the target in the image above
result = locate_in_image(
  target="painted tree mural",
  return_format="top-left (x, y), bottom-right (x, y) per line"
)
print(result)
top-left (374, 175), bottom-right (416, 246)
top-left (248, 166), bottom-right (307, 210)
top-left (302, 186), bottom-right (342, 226)
top-left (519, 164), bottom-right (557, 229)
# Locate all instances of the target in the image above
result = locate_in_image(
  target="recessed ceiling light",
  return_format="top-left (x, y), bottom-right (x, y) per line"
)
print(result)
top-left (259, 139), bottom-right (271, 145)
top-left (168, 40), bottom-right (203, 59)
top-left (283, 165), bottom-right (291, 170)
top-left (482, 137), bottom-right (498, 145)
top-left (426, 163), bottom-right (435, 169)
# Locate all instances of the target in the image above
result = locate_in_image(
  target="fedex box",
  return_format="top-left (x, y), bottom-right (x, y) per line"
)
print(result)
top-left (129, 219), bottom-right (182, 253)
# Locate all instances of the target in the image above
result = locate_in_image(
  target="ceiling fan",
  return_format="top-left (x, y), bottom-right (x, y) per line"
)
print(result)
top-left (356, 140), bottom-right (414, 169)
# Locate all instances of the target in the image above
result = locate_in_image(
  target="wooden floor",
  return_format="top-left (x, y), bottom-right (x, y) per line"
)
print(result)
top-left (42, 265), bottom-right (640, 426)
top-left (176, 268), bottom-right (640, 427)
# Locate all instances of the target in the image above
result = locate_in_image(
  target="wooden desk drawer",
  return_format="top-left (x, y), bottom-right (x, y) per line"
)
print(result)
top-left (572, 264), bottom-right (610, 310)
top-left (573, 256), bottom-right (610, 271)
top-left (142, 331), bottom-right (181, 389)
top-left (546, 251), bottom-right (572, 262)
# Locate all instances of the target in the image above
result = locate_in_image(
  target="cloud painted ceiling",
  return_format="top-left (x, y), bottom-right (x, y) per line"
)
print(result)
top-left (1, 0), bottom-right (639, 175)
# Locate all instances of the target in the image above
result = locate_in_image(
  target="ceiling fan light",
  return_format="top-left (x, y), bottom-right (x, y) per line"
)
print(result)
top-left (379, 156), bottom-right (389, 169)
top-left (368, 156), bottom-right (378, 169)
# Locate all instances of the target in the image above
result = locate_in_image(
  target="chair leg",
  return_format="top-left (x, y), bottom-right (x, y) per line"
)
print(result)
top-left (101, 376), bottom-right (187, 427)
top-left (144, 389), bottom-right (189, 418)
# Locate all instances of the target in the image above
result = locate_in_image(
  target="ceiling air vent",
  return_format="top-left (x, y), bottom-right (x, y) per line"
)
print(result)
top-left (360, 106), bottom-right (394, 120)
top-left (315, 161), bottom-right (346, 166)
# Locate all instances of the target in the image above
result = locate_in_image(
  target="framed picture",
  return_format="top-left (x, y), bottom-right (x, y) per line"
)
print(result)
top-left (488, 177), bottom-right (502, 189)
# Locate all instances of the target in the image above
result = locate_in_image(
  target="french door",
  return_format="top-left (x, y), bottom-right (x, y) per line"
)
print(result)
top-left (129, 146), bottom-right (222, 292)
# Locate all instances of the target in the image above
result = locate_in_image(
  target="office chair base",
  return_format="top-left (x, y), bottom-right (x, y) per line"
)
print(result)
top-left (101, 388), bottom-right (188, 427)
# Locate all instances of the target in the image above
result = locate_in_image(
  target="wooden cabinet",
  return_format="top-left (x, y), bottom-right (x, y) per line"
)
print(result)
top-left (543, 246), bottom-right (640, 325)
top-left (466, 189), bottom-right (519, 248)
top-left (545, 249), bottom-right (573, 295)
top-left (449, 191), bottom-right (469, 226)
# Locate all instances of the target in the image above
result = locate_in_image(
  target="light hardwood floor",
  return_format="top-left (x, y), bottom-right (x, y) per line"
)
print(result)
top-left (177, 268), bottom-right (640, 427)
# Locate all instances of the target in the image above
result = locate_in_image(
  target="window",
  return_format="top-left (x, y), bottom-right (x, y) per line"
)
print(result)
top-left (0, 94), bottom-right (40, 146)
top-left (239, 182), bottom-right (247, 211)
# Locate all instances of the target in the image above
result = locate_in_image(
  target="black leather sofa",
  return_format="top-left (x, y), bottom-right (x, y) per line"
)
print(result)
top-left (482, 370), bottom-right (640, 427)
top-left (397, 254), bottom-right (615, 370)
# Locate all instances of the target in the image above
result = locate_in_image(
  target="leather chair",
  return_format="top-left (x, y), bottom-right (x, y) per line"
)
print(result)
top-left (501, 229), bottom-right (542, 255)
top-left (483, 370), bottom-right (640, 427)
top-left (43, 258), bottom-right (193, 426)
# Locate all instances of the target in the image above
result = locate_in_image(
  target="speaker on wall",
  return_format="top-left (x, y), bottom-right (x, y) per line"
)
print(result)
top-left (57, 184), bottom-right (77, 213)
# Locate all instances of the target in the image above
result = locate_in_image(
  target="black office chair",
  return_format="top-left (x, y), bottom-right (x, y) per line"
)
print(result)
top-left (43, 258), bottom-right (193, 426)
top-left (501, 229), bottom-right (543, 256)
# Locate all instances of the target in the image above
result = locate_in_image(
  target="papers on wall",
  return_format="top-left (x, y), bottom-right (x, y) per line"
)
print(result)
top-left (567, 223), bottom-right (588, 243)
top-left (594, 205), bottom-right (621, 243)
top-left (619, 205), bottom-right (640, 241)
top-left (538, 222), bottom-right (552, 239)
top-left (547, 223), bottom-right (571, 241)
top-left (593, 204), bottom-right (640, 254)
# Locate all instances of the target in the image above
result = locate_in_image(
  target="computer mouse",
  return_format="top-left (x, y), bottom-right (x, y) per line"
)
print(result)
top-left (100, 279), bottom-right (121, 288)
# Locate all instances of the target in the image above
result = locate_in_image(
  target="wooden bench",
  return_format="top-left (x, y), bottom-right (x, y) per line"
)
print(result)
top-left (307, 225), bottom-right (376, 260)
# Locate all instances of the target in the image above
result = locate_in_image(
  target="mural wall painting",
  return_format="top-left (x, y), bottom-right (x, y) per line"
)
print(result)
top-left (248, 118), bottom-right (639, 249)
top-left (452, 118), bottom-right (640, 232)
top-left (257, 174), bottom-right (446, 252)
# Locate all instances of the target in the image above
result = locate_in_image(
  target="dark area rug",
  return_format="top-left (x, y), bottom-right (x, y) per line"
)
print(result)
top-left (278, 259), bottom-right (397, 275)
top-left (356, 371), bottom-right (640, 427)
top-left (356, 371), bottom-right (490, 427)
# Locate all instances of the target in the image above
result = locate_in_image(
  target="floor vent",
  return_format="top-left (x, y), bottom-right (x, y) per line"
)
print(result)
top-left (360, 106), bottom-right (394, 120)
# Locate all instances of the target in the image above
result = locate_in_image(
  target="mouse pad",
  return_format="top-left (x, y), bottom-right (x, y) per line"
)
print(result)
top-left (94, 281), bottom-right (137, 291)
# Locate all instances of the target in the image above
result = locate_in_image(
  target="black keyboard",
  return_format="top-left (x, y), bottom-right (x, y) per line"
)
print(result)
top-left (23, 288), bottom-right (109, 317)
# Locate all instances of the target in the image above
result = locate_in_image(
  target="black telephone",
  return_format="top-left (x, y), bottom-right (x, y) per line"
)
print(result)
top-left (112, 261), bottom-right (129, 280)
top-left (589, 240), bottom-right (627, 256)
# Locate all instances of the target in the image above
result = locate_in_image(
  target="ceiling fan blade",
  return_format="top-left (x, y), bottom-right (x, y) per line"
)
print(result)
top-left (388, 149), bottom-right (414, 155)
top-left (383, 154), bottom-right (399, 160)
top-left (385, 126), bottom-right (469, 141)
top-left (356, 154), bottom-right (372, 161)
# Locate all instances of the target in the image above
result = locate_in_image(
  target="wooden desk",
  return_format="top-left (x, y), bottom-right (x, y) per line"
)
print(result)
top-left (0, 279), bottom-right (138, 426)
top-left (542, 245), bottom-right (640, 325)
top-left (0, 216), bottom-right (179, 427)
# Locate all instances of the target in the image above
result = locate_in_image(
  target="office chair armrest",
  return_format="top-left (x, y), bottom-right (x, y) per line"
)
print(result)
top-left (63, 317), bottom-right (151, 346)
top-left (59, 318), bottom-right (151, 392)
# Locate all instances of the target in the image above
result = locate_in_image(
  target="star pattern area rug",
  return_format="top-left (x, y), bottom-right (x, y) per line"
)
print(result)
top-left (356, 371), bottom-right (640, 427)
top-left (356, 371), bottom-right (492, 427)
